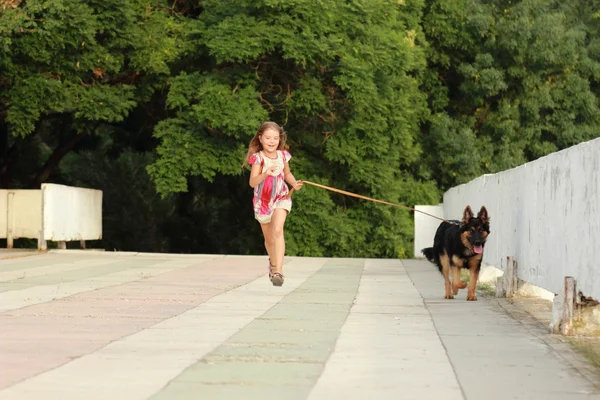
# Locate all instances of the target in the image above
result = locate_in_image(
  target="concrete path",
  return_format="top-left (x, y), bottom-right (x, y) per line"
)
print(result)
top-left (0, 251), bottom-right (598, 399)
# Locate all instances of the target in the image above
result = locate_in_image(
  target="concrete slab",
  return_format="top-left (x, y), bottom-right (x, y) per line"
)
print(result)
top-left (0, 249), bottom-right (41, 261)
top-left (403, 259), bottom-right (600, 400)
top-left (0, 253), bottom-right (598, 399)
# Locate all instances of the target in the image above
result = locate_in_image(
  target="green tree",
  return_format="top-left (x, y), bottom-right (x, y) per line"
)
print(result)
top-left (0, 0), bottom-right (186, 188)
top-left (148, 0), bottom-right (439, 257)
top-left (421, 0), bottom-right (600, 190)
top-left (60, 142), bottom-right (174, 252)
top-left (10, 0), bottom-right (599, 258)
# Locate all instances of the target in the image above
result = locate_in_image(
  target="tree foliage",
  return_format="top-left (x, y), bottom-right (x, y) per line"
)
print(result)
top-left (1, 0), bottom-right (599, 257)
top-left (422, 0), bottom-right (600, 188)
top-left (0, 0), bottom-right (186, 186)
top-left (147, 0), bottom-right (437, 257)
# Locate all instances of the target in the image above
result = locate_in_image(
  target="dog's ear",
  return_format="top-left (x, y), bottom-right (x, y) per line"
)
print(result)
top-left (462, 205), bottom-right (474, 224)
top-left (477, 206), bottom-right (489, 223)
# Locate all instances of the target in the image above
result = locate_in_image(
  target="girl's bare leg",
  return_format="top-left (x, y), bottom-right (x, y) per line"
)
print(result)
top-left (270, 208), bottom-right (288, 274)
top-left (260, 222), bottom-right (275, 277)
top-left (260, 222), bottom-right (274, 268)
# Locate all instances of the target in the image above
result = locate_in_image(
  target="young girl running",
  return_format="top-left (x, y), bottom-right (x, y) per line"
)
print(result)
top-left (244, 121), bottom-right (303, 286)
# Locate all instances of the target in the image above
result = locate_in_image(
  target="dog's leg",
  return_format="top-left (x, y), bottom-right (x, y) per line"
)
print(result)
top-left (466, 268), bottom-right (480, 301)
top-left (466, 255), bottom-right (483, 301)
top-left (451, 256), bottom-right (467, 295)
top-left (440, 252), bottom-right (453, 299)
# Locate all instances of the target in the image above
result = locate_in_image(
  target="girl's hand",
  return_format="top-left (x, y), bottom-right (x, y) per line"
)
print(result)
top-left (265, 165), bottom-right (277, 176)
top-left (292, 181), bottom-right (303, 191)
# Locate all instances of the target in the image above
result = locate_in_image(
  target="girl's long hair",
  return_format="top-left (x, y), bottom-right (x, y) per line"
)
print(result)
top-left (242, 121), bottom-right (287, 169)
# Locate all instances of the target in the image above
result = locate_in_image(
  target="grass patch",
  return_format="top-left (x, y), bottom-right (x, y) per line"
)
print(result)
top-left (477, 282), bottom-right (496, 297)
top-left (567, 337), bottom-right (600, 384)
top-left (460, 269), bottom-right (470, 282)
top-left (460, 269), bottom-right (496, 297)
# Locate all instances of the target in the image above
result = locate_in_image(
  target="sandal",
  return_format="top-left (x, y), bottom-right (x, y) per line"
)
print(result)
top-left (268, 259), bottom-right (275, 279)
top-left (270, 272), bottom-right (284, 287)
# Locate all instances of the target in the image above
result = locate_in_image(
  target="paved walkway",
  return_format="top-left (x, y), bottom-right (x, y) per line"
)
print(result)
top-left (0, 251), bottom-right (598, 399)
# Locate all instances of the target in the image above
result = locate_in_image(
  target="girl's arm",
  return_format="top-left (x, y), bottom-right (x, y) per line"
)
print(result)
top-left (249, 163), bottom-right (274, 188)
top-left (283, 162), bottom-right (303, 190)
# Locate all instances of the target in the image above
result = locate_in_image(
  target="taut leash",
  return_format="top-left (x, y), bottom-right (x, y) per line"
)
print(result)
top-left (289, 180), bottom-right (458, 225)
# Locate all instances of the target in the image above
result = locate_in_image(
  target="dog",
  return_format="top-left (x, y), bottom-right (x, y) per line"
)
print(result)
top-left (421, 205), bottom-right (490, 301)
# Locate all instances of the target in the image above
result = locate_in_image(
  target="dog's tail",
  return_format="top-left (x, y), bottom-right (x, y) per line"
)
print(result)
top-left (421, 247), bottom-right (436, 263)
top-left (421, 247), bottom-right (443, 274)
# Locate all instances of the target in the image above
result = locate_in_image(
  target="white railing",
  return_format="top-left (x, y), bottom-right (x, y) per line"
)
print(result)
top-left (0, 190), bottom-right (42, 245)
top-left (413, 205), bottom-right (444, 258)
top-left (0, 184), bottom-right (102, 250)
top-left (416, 137), bottom-right (600, 299)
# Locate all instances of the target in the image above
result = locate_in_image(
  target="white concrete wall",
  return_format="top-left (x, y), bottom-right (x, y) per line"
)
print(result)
top-left (413, 205), bottom-right (444, 257)
top-left (0, 190), bottom-right (6, 238)
top-left (12, 191), bottom-right (42, 239)
top-left (0, 190), bottom-right (43, 240)
top-left (443, 137), bottom-right (600, 299)
top-left (42, 184), bottom-right (103, 241)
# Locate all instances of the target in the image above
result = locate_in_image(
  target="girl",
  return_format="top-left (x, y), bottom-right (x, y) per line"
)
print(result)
top-left (244, 121), bottom-right (303, 286)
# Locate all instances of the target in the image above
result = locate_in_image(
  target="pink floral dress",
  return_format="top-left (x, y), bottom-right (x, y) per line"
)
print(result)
top-left (249, 150), bottom-right (292, 224)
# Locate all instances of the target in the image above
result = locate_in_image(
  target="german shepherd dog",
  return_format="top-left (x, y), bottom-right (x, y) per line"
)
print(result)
top-left (421, 205), bottom-right (490, 301)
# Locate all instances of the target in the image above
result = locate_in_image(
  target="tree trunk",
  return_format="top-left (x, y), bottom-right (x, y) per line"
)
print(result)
top-left (0, 119), bottom-right (18, 189)
top-left (29, 134), bottom-right (86, 188)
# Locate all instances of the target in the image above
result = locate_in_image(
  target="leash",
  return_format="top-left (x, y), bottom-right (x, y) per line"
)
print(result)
top-left (288, 180), bottom-right (458, 225)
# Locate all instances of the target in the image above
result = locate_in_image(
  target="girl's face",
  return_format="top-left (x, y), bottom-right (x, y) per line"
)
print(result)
top-left (259, 128), bottom-right (280, 153)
